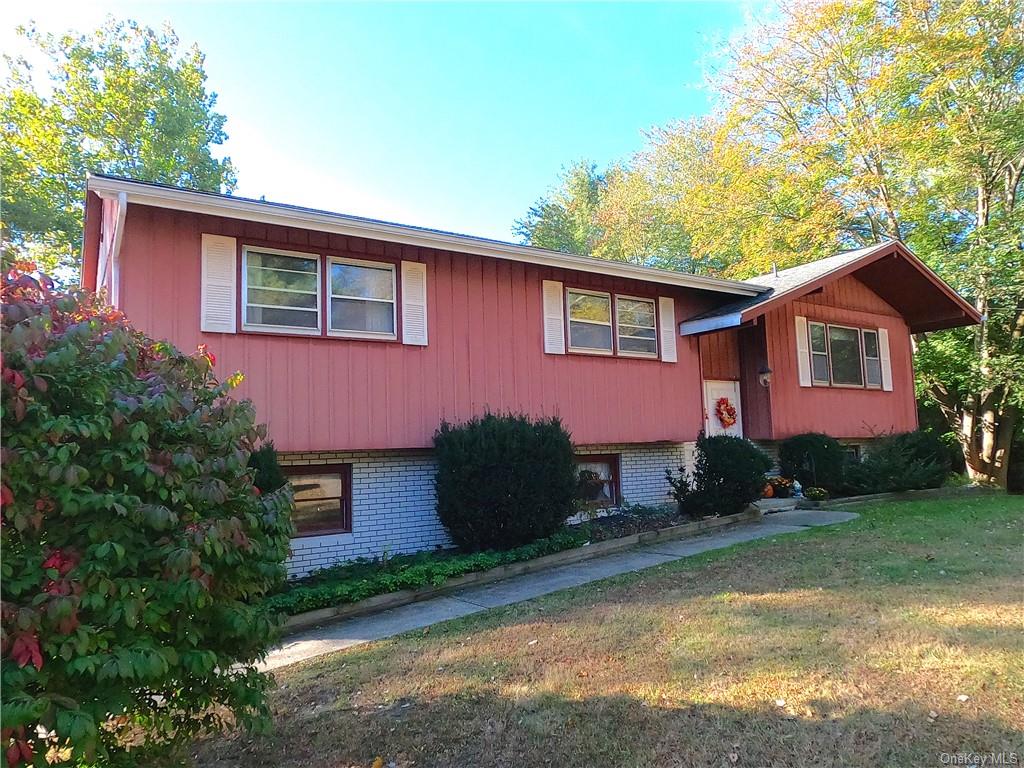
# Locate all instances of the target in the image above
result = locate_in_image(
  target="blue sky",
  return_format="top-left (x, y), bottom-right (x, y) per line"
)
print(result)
top-left (4, 2), bottom-right (762, 241)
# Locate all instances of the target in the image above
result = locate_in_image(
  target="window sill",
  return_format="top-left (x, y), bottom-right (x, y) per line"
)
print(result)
top-left (242, 324), bottom-right (322, 337)
top-left (292, 527), bottom-right (353, 539)
top-left (327, 329), bottom-right (398, 342)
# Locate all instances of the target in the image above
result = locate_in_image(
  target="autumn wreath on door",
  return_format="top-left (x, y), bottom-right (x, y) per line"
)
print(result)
top-left (715, 397), bottom-right (738, 429)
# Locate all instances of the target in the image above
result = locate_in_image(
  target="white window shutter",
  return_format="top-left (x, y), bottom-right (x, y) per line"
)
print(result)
top-left (878, 327), bottom-right (893, 391)
top-left (658, 296), bottom-right (677, 363)
top-left (401, 261), bottom-right (428, 346)
top-left (542, 280), bottom-right (566, 354)
top-left (200, 234), bottom-right (237, 333)
top-left (795, 315), bottom-right (812, 387)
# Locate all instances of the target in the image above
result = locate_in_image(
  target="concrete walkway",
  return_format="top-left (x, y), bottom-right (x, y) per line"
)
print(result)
top-left (262, 508), bottom-right (858, 671)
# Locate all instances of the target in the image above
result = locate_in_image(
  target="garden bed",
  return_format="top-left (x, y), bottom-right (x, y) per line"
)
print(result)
top-left (275, 507), bottom-right (761, 634)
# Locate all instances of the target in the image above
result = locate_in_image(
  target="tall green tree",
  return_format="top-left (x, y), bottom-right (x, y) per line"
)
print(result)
top-left (1, 18), bottom-right (237, 279)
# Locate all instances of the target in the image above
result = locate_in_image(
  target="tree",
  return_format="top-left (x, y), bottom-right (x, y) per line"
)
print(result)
top-left (1, 264), bottom-right (293, 764)
top-left (514, 160), bottom-right (604, 256)
top-left (518, 0), bottom-right (1023, 484)
top-left (1, 18), bottom-right (237, 279)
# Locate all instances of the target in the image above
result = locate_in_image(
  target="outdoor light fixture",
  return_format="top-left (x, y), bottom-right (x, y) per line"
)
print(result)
top-left (758, 366), bottom-right (773, 388)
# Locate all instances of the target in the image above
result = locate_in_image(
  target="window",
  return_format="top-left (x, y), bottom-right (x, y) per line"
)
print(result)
top-left (808, 321), bottom-right (830, 385)
top-left (243, 247), bottom-right (321, 332)
top-left (616, 296), bottom-right (658, 357)
top-left (574, 454), bottom-right (620, 508)
top-left (329, 258), bottom-right (396, 338)
top-left (827, 325), bottom-right (864, 386)
top-left (842, 444), bottom-right (862, 463)
top-left (567, 289), bottom-right (613, 353)
top-left (862, 329), bottom-right (882, 388)
top-left (285, 465), bottom-right (352, 536)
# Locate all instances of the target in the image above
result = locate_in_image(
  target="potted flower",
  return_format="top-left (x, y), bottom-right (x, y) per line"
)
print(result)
top-left (767, 476), bottom-right (794, 498)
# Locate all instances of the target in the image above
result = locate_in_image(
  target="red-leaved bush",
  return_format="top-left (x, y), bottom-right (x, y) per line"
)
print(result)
top-left (0, 264), bottom-right (293, 766)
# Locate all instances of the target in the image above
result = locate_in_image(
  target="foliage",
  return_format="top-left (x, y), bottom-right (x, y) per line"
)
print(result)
top-left (667, 433), bottom-right (772, 519)
top-left (519, 0), bottom-right (1024, 484)
top-left (433, 413), bottom-right (578, 551)
top-left (803, 487), bottom-right (830, 502)
top-left (779, 433), bottom-right (848, 494)
top-left (767, 476), bottom-right (794, 499)
top-left (265, 528), bottom-right (590, 616)
top-left (843, 431), bottom-right (952, 495)
top-left (1, 19), bottom-right (236, 278)
top-left (514, 160), bottom-right (691, 271)
top-left (0, 265), bottom-right (292, 765)
top-left (247, 441), bottom-right (288, 494)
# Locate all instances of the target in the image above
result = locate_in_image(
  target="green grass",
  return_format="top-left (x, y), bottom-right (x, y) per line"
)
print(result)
top-left (196, 495), bottom-right (1024, 768)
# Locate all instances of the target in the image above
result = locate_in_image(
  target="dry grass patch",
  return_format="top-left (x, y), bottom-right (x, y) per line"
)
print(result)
top-left (194, 495), bottom-right (1024, 768)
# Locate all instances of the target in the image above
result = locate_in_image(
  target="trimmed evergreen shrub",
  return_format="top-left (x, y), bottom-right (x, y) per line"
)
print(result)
top-left (0, 266), bottom-right (293, 765)
top-left (779, 432), bottom-right (847, 493)
top-left (843, 430), bottom-right (952, 494)
top-left (433, 413), bottom-right (578, 551)
top-left (667, 433), bottom-right (772, 519)
top-left (248, 441), bottom-right (288, 493)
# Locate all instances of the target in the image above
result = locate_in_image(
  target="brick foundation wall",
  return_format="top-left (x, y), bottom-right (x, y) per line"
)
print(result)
top-left (280, 441), bottom-right (697, 578)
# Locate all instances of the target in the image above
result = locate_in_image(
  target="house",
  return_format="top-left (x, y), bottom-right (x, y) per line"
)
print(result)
top-left (80, 174), bottom-right (980, 576)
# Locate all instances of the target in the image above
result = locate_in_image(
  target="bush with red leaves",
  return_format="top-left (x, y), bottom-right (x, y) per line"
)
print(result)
top-left (0, 264), bottom-right (293, 766)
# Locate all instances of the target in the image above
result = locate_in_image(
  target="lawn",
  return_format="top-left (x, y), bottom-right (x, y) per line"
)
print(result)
top-left (195, 495), bottom-right (1024, 767)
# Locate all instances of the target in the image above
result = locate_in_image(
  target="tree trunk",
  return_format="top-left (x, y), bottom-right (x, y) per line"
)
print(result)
top-left (960, 389), bottom-right (1015, 487)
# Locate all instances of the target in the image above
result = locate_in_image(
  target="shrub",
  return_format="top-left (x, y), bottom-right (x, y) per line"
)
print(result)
top-left (842, 431), bottom-right (951, 495)
top-left (778, 433), bottom-right (847, 493)
top-left (433, 413), bottom-right (577, 551)
top-left (0, 266), bottom-right (293, 766)
top-left (667, 433), bottom-right (772, 519)
top-left (248, 441), bottom-right (288, 493)
top-left (804, 487), bottom-right (830, 501)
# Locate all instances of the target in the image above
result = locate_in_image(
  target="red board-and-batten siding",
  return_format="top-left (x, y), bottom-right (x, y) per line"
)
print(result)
top-left (760, 274), bottom-right (917, 440)
top-left (115, 205), bottom-right (724, 453)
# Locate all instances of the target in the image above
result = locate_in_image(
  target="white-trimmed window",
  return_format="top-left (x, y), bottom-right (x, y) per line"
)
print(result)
top-left (827, 324), bottom-right (864, 386)
top-left (862, 329), bottom-right (882, 388)
top-left (329, 257), bottom-right (397, 338)
top-left (808, 321), bottom-right (830, 385)
top-left (615, 296), bottom-right (658, 357)
top-left (567, 289), bottom-right (613, 353)
top-left (243, 246), bottom-right (321, 333)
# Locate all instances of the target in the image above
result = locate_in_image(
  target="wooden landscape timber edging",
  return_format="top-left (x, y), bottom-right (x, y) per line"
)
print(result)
top-left (798, 484), bottom-right (1000, 510)
top-left (282, 507), bottom-right (762, 635)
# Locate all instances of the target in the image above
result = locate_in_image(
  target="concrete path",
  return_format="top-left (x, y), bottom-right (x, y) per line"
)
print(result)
top-left (262, 509), bottom-right (858, 671)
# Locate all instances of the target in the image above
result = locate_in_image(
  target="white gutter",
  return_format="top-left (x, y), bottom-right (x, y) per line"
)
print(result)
top-left (87, 174), bottom-right (768, 297)
top-left (678, 312), bottom-right (744, 336)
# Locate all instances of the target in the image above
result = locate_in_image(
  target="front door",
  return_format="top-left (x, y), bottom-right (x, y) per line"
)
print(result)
top-left (704, 379), bottom-right (743, 437)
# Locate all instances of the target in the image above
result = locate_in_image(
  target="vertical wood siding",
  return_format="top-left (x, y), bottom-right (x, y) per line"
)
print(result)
top-left (699, 329), bottom-right (741, 380)
top-left (118, 205), bottom-right (719, 451)
top-left (763, 276), bottom-right (918, 439)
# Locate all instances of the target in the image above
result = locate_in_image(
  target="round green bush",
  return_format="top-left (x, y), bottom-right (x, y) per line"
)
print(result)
top-left (433, 413), bottom-right (577, 551)
top-left (0, 266), bottom-right (293, 765)
top-left (843, 430), bottom-right (952, 494)
top-left (778, 433), bottom-right (847, 493)
top-left (669, 433), bottom-right (772, 519)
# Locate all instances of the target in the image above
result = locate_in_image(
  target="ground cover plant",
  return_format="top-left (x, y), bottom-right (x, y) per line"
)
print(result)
top-left (195, 494), bottom-right (1024, 768)
top-left (265, 528), bottom-right (589, 616)
top-left (0, 266), bottom-right (293, 766)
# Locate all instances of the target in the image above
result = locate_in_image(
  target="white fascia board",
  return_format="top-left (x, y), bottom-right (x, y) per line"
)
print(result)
top-left (87, 174), bottom-right (767, 297)
top-left (678, 312), bottom-right (743, 336)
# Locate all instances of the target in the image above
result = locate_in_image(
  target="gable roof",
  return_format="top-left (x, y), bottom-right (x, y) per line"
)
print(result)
top-left (679, 240), bottom-right (981, 335)
top-left (84, 173), bottom-right (766, 298)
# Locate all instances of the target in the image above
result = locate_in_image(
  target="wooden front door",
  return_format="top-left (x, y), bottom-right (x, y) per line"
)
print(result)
top-left (704, 379), bottom-right (743, 437)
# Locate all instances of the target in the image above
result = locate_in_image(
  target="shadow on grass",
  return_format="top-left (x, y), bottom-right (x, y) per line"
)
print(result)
top-left (194, 689), bottom-right (1022, 768)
